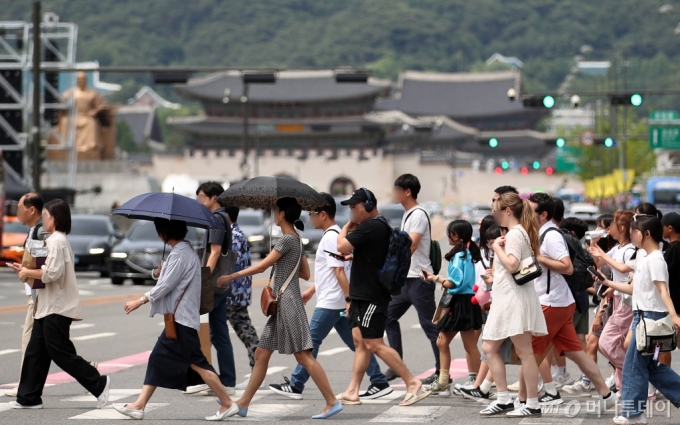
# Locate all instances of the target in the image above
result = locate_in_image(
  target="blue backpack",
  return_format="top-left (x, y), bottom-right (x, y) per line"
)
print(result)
top-left (375, 217), bottom-right (412, 296)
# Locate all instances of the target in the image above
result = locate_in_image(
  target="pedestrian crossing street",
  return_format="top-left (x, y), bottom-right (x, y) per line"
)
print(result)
top-left (0, 387), bottom-right (620, 422)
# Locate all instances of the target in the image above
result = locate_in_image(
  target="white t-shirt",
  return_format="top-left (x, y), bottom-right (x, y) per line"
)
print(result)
top-left (401, 206), bottom-right (433, 278)
top-left (632, 250), bottom-right (669, 313)
top-left (607, 243), bottom-right (636, 296)
top-left (24, 226), bottom-right (36, 296)
top-left (535, 222), bottom-right (574, 307)
top-left (313, 225), bottom-right (350, 310)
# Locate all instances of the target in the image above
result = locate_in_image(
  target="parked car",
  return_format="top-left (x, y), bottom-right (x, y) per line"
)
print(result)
top-left (380, 203), bottom-right (406, 229)
top-left (270, 212), bottom-right (314, 253)
top-left (1, 216), bottom-right (29, 266)
top-left (568, 203), bottom-right (600, 227)
top-left (460, 204), bottom-right (493, 224)
top-left (334, 198), bottom-right (351, 228)
top-left (109, 220), bottom-right (204, 285)
top-left (69, 215), bottom-right (124, 277)
top-left (237, 210), bottom-right (271, 258)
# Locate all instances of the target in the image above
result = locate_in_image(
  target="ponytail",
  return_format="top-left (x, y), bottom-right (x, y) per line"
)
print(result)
top-left (468, 239), bottom-right (482, 263)
top-left (294, 219), bottom-right (305, 231)
top-left (520, 199), bottom-right (540, 255)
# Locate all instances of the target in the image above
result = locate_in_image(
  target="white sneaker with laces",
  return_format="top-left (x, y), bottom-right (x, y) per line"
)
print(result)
top-left (554, 373), bottom-right (574, 389)
top-left (96, 376), bottom-right (111, 409)
top-left (506, 404), bottom-right (542, 417)
top-left (598, 391), bottom-right (619, 413)
top-left (605, 373), bottom-right (616, 391)
top-left (613, 412), bottom-right (648, 425)
top-left (562, 380), bottom-right (595, 395)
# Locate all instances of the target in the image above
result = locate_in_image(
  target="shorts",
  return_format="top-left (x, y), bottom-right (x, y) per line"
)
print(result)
top-left (532, 304), bottom-right (583, 357)
top-left (349, 299), bottom-right (388, 339)
top-left (572, 306), bottom-right (590, 336)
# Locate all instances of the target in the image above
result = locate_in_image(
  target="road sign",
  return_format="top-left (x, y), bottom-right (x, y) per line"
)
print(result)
top-left (650, 126), bottom-right (680, 149)
top-left (556, 146), bottom-right (581, 173)
top-left (580, 130), bottom-right (595, 146)
top-left (650, 110), bottom-right (678, 121)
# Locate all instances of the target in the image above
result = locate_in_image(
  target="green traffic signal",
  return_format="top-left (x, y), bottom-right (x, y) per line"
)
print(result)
top-left (501, 161), bottom-right (509, 170)
top-left (532, 161), bottom-right (540, 170)
top-left (542, 95), bottom-right (555, 109)
top-left (555, 138), bottom-right (566, 148)
top-left (604, 137), bottom-right (614, 148)
top-left (630, 93), bottom-right (643, 107)
top-left (489, 138), bottom-right (498, 148)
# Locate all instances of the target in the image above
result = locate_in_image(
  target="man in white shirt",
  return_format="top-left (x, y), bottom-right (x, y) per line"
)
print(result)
top-left (516, 193), bottom-right (617, 413)
top-left (269, 193), bottom-right (392, 401)
top-left (5, 193), bottom-right (46, 397)
top-left (385, 174), bottom-right (441, 386)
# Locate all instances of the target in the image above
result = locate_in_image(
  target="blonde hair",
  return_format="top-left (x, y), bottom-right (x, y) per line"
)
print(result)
top-left (496, 193), bottom-right (540, 255)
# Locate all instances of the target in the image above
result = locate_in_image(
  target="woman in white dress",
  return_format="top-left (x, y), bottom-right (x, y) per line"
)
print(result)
top-left (479, 193), bottom-right (548, 416)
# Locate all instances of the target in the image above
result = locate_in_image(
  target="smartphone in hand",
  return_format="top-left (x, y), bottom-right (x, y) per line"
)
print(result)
top-left (587, 266), bottom-right (605, 281)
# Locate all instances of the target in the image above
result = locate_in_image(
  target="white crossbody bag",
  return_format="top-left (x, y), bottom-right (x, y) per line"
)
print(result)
top-left (635, 305), bottom-right (677, 360)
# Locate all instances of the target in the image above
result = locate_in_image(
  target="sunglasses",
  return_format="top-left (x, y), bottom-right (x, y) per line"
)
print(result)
top-left (633, 214), bottom-right (653, 222)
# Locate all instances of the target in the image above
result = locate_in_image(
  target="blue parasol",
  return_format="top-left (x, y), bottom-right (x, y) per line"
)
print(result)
top-left (113, 192), bottom-right (223, 229)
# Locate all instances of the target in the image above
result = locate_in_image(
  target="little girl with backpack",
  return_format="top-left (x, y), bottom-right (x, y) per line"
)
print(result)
top-left (423, 220), bottom-right (483, 394)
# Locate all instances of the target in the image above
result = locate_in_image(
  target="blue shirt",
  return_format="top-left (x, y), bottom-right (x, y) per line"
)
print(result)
top-left (226, 223), bottom-right (253, 307)
top-left (446, 249), bottom-right (476, 295)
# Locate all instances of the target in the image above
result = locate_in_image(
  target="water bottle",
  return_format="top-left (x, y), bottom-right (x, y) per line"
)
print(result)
top-left (339, 311), bottom-right (346, 317)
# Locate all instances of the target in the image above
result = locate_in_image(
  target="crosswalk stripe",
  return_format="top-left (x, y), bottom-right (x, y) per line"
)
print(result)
top-left (63, 389), bottom-right (141, 402)
top-left (519, 419), bottom-right (583, 424)
top-left (69, 403), bottom-right (168, 420)
top-left (71, 323), bottom-right (95, 330)
top-left (221, 404), bottom-right (306, 421)
top-left (72, 332), bottom-right (117, 341)
top-left (0, 349), bottom-right (19, 356)
top-left (0, 403), bottom-right (13, 413)
top-left (369, 405), bottom-right (450, 423)
top-left (318, 347), bottom-right (350, 356)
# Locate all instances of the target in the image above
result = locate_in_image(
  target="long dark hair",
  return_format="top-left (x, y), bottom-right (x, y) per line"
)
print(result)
top-left (636, 202), bottom-right (663, 219)
top-left (478, 215), bottom-right (496, 260)
top-left (631, 215), bottom-right (664, 246)
top-left (445, 220), bottom-right (482, 263)
top-left (596, 213), bottom-right (616, 251)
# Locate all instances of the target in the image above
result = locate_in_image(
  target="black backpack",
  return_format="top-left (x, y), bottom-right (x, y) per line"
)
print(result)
top-left (539, 227), bottom-right (595, 294)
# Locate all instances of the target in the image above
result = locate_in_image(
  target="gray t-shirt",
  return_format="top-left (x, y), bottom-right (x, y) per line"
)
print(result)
top-left (202, 208), bottom-right (233, 293)
top-left (401, 206), bottom-right (433, 278)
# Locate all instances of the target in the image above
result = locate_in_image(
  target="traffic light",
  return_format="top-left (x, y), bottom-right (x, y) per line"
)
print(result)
top-left (494, 166), bottom-right (502, 175)
top-left (545, 167), bottom-right (555, 175)
top-left (521, 166), bottom-right (529, 175)
top-left (501, 160), bottom-right (510, 170)
top-left (44, 42), bottom-right (60, 126)
top-left (522, 95), bottom-right (556, 109)
top-left (532, 161), bottom-right (540, 170)
top-left (594, 137), bottom-right (617, 147)
top-left (488, 137), bottom-right (498, 148)
top-left (610, 93), bottom-right (643, 107)
top-left (555, 138), bottom-right (566, 148)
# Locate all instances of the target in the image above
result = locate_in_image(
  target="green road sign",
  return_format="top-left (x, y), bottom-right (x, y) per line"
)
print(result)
top-left (556, 146), bottom-right (581, 173)
top-left (650, 126), bottom-right (680, 149)
top-left (650, 110), bottom-right (678, 121)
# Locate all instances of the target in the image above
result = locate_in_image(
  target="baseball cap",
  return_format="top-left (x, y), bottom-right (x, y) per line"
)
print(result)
top-left (341, 188), bottom-right (371, 206)
top-left (661, 212), bottom-right (680, 232)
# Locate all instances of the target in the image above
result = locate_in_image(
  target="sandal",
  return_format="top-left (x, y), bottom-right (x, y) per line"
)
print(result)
top-left (336, 393), bottom-right (362, 405)
top-left (400, 389), bottom-right (432, 406)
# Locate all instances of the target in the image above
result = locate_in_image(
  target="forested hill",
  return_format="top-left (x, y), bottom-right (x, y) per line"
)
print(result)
top-left (3, 0), bottom-right (680, 105)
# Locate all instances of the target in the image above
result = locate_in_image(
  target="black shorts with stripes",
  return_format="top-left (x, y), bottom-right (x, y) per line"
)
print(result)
top-left (348, 299), bottom-right (389, 339)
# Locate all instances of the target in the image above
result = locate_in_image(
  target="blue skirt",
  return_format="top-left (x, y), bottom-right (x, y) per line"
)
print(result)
top-left (144, 322), bottom-right (216, 391)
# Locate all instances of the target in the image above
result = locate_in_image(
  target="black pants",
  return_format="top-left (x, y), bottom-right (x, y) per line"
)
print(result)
top-left (17, 314), bottom-right (106, 406)
top-left (385, 278), bottom-right (441, 373)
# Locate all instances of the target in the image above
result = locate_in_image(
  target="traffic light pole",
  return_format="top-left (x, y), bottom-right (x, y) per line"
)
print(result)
top-left (31, 1), bottom-right (41, 192)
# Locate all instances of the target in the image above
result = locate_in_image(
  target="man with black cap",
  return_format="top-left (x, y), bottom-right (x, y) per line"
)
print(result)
top-left (662, 212), bottom-right (680, 315)
top-left (335, 188), bottom-right (431, 406)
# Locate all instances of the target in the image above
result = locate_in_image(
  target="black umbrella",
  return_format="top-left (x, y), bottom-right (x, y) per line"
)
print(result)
top-left (113, 192), bottom-right (223, 229)
top-left (218, 176), bottom-right (327, 211)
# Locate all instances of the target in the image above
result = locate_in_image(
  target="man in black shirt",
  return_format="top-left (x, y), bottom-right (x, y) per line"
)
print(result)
top-left (662, 212), bottom-right (680, 311)
top-left (335, 188), bottom-right (431, 406)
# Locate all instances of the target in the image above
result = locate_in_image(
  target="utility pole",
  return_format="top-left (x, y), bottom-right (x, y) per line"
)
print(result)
top-left (31, 1), bottom-right (41, 192)
top-left (241, 83), bottom-right (249, 180)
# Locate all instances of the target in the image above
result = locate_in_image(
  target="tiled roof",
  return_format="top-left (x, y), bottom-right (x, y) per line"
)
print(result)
top-left (174, 70), bottom-right (390, 103)
top-left (375, 70), bottom-right (524, 118)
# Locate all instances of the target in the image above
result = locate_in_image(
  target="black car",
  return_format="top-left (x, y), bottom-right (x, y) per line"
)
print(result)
top-left (109, 220), bottom-right (204, 285)
top-left (68, 215), bottom-right (124, 277)
top-left (380, 203), bottom-right (406, 229)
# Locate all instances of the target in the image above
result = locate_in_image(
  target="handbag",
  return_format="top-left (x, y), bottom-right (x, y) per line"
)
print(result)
top-left (511, 227), bottom-right (543, 286)
top-left (432, 290), bottom-right (453, 324)
top-left (260, 238), bottom-right (303, 317)
top-left (635, 306), bottom-right (677, 358)
top-left (164, 281), bottom-right (191, 340)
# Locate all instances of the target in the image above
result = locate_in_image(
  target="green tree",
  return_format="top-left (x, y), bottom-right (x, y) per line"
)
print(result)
top-left (116, 120), bottom-right (138, 153)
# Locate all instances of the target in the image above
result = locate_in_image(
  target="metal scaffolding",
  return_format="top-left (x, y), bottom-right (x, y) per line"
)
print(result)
top-left (0, 17), bottom-right (78, 189)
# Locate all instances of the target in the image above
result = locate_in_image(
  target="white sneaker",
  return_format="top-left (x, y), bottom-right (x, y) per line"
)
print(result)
top-left (554, 373), bottom-right (574, 389)
top-left (507, 380), bottom-right (520, 392)
top-left (562, 380), bottom-right (595, 395)
top-left (4, 387), bottom-right (18, 397)
top-left (613, 413), bottom-right (648, 425)
top-left (598, 391), bottom-right (619, 413)
top-left (96, 376), bottom-right (111, 409)
top-left (8, 401), bottom-right (43, 409)
top-left (184, 384), bottom-right (209, 394)
top-left (605, 373), bottom-right (617, 391)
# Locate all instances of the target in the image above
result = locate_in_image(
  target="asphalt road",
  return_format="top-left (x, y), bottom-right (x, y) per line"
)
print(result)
top-left (1, 222), bottom-right (680, 424)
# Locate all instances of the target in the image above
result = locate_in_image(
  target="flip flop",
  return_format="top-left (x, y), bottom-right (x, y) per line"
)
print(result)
top-left (335, 394), bottom-right (362, 405)
top-left (400, 389), bottom-right (432, 406)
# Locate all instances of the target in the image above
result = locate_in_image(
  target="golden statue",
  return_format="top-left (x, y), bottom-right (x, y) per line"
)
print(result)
top-left (49, 71), bottom-right (117, 161)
